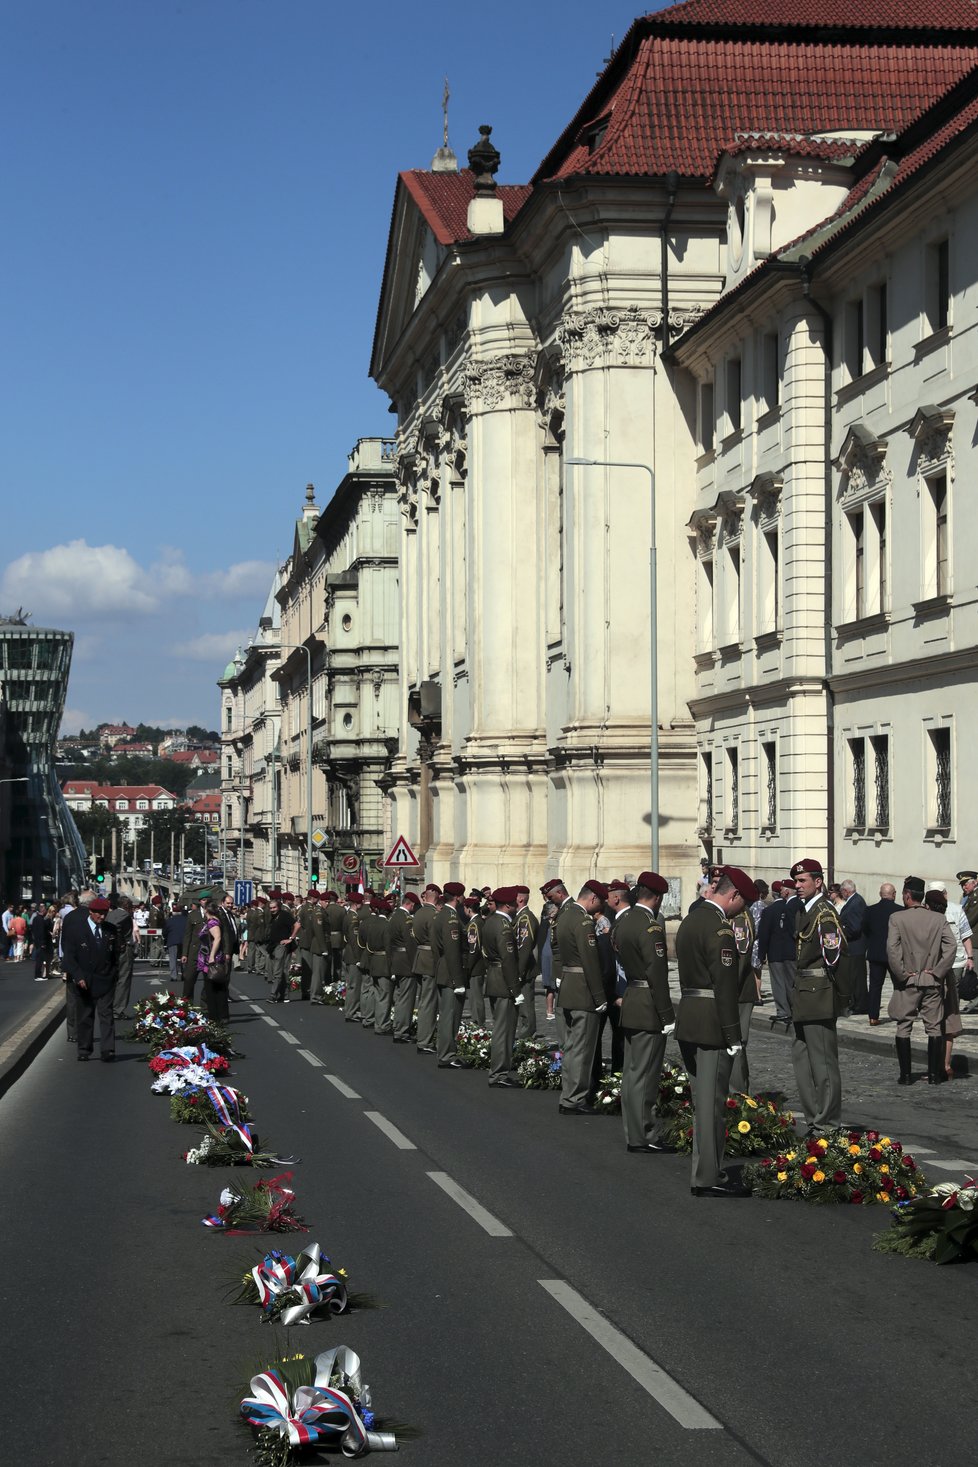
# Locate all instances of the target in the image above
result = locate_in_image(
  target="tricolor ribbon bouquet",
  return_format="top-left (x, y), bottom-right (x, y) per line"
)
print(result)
top-left (169, 1083), bottom-right (252, 1125)
top-left (240, 1347), bottom-right (398, 1462)
top-left (203, 1172), bottom-right (308, 1234)
top-left (234, 1243), bottom-right (353, 1324)
top-left (185, 1120), bottom-right (292, 1169)
top-left (149, 1044), bottom-right (229, 1079)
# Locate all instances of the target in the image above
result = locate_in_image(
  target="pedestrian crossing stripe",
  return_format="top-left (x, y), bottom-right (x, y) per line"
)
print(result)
top-left (382, 834), bottom-right (420, 868)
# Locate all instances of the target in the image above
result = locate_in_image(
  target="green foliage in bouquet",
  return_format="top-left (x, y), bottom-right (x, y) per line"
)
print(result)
top-left (517, 1049), bottom-right (562, 1089)
top-left (184, 1123), bottom-right (283, 1168)
top-left (319, 981), bottom-right (347, 1006)
top-left (744, 1128), bottom-right (926, 1204)
top-left (874, 1178), bottom-right (978, 1263)
top-left (592, 1070), bottom-right (622, 1112)
top-left (170, 1087), bottom-right (252, 1126)
top-left (454, 1025), bottom-right (492, 1067)
top-left (659, 1087), bottom-right (796, 1156)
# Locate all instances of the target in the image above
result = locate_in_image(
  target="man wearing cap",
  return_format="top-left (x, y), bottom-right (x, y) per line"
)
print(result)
top-left (250, 899), bottom-right (269, 980)
top-left (887, 877), bottom-right (956, 1084)
top-left (676, 866), bottom-right (756, 1196)
top-left (412, 883), bottom-right (441, 1052)
top-left (956, 871), bottom-right (978, 936)
top-left (729, 899), bottom-right (758, 1094)
top-left (555, 881), bottom-right (609, 1114)
top-left (295, 891), bottom-right (317, 1001)
top-left (614, 871), bottom-right (676, 1152)
top-left (180, 890), bottom-right (211, 1001)
top-left (433, 882), bottom-right (472, 1068)
top-left (541, 878), bottom-right (572, 1044)
top-left (325, 890), bottom-right (346, 985)
top-left (757, 880), bottom-right (796, 1030)
top-left (463, 892), bottom-right (488, 1027)
top-left (368, 898), bottom-right (395, 1034)
top-left (305, 893), bottom-right (329, 1003)
top-left (356, 901), bottom-right (378, 1030)
top-left (62, 896), bottom-right (120, 1061)
top-left (483, 888), bottom-right (523, 1087)
top-left (266, 896), bottom-right (300, 1003)
top-left (342, 893), bottom-right (365, 1021)
top-left (790, 857), bottom-right (851, 1132)
top-left (514, 887), bottom-right (539, 1040)
top-left (390, 891), bottom-right (420, 1043)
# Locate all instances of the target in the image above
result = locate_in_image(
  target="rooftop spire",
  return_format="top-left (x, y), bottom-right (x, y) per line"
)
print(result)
top-left (431, 75), bottom-right (458, 172)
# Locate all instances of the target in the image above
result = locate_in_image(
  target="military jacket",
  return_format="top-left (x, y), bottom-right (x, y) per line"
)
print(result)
top-left (614, 904), bottom-right (675, 1032)
top-left (295, 903), bottom-right (315, 952)
top-left (389, 906), bottom-right (417, 978)
top-left (675, 901), bottom-right (741, 1048)
top-left (341, 906), bottom-right (361, 966)
top-left (962, 889), bottom-right (978, 938)
top-left (482, 912), bottom-right (520, 1000)
top-left (794, 895), bottom-right (850, 1022)
top-left (730, 907), bottom-right (758, 1003)
top-left (515, 906), bottom-right (540, 980)
top-left (326, 901), bottom-right (345, 950)
top-left (366, 912), bottom-right (391, 978)
top-left (549, 898), bottom-right (572, 988)
top-left (433, 902), bottom-right (465, 989)
top-left (307, 905), bottom-right (328, 956)
top-left (554, 901), bottom-right (604, 1010)
top-left (411, 903), bottom-right (437, 977)
top-left (248, 907), bottom-right (265, 944)
top-left (182, 905), bottom-right (206, 969)
top-left (355, 909), bottom-right (372, 970)
top-left (465, 912), bottom-right (486, 978)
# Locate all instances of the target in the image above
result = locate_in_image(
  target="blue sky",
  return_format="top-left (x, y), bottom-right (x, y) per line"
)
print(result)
top-left (1, 0), bottom-right (641, 732)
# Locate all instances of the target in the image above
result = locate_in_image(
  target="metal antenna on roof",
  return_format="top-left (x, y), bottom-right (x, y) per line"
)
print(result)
top-left (431, 75), bottom-right (458, 172)
top-left (599, 35), bottom-right (616, 76)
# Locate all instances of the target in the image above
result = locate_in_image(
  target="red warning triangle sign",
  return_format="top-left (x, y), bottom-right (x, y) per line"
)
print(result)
top-left (382, 834), bottom-right (420, 868)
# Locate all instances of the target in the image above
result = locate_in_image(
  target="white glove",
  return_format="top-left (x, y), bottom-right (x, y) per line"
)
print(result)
top-left (513, 994), bottom-right (525, 1005)
top-left (663, 1022), bottom-right (676, 1036)
top-left (453, 986), bottom-right (466, 996)
top-left (726, 1044), bottom-right (743, 1056)
top-left (595, 1002), bottom-right (608, 1014)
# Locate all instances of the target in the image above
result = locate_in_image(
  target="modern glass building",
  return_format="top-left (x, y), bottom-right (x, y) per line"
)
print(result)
top-left (0, 613), bottom-right (87, 898)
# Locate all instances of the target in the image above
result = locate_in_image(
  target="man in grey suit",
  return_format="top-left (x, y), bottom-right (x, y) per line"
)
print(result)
top-left (887, 875), bottom-right (956, 1085)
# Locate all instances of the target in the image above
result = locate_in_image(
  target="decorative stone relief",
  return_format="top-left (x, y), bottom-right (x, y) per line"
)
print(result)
top-left (907, 405), bottom-right (954, 478)
top-left (748, 470), bottom-right (784, 524)
top-left (833, 423), bottom-right (891, 503)
top-left (687, 508), bottom-right (717, 556)
top-left (463, 352), bottom-right (537, 411)
top-left (557, 305), bottom-right (658, 369)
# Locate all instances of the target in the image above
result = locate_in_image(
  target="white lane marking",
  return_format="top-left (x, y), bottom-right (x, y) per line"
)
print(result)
top-left (261, 1015), bottom-right (279, 1028)
top-left (905, 1145), bottom-right (935, 1155)
top-left (925, 1157), bottom-right (977, 1172)
top-left (365, 1111), bottom-right (417, 1151)
top-left (427, 1171), bottom-right (511, 1236)
top-left (324, 1074), bottom-right (361, 1099)
top-left (299, 1049), bottom-right (323, 1067)
top-left (249, 1003), bottom-right (264, 1013)
top-left (538, 1280), bottom-right (722, 1430)
top-left (280, 1032), bottom-right (300, 1045)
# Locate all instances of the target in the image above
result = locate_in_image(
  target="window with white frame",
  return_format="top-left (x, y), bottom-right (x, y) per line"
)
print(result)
top-left (725, 357), bottom-right (742, 435)
top-left (870, 733), bottom-right (890, 830)
top-left (927, 725), bottom-right (952, 832)
top-left (842, 495), bottom-right (888, 621)
top-left (757, 522), bottom-right (780, 634)
top-left (116, 799), bottom-right (128, 810)
top-left (697, 549), bottom-right (715, 652)
top-left (841, 281), bottom-right (888, 380)
top-left (761, 331), bottom-right (780, 414)
top-left (725, 745), bottom-right (740, 833)
top-left (723, 541), bottom-right (742, 645)
top-left (761, 739), bottom-right (777, 830)
top-left (699, 378), bottom-right (715, 454)
top-left (848, 736), bottom-right (867, 828)
top-left (921, 471), bottom-right (950, 600)
top-left (701, 750), bottom-right (714, 833)
top-left (137, 800), bottom-right (148, 810)
top-left (924, 237), bottom-right (950, 335)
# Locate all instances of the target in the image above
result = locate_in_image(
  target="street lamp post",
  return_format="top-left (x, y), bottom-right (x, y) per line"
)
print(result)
top-left (564, 456), bottom-right (659, 871)
top-left (275, 642), bottom-right (314, 893)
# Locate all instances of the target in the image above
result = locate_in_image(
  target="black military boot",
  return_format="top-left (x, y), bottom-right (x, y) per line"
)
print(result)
top-left (895, 1037), bottom-right (913, 1085)
top-left (927, 1035), bottom-right (946, 1085)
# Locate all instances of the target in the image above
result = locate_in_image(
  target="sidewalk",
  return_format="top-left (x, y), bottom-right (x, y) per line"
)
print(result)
top-left (750, 990), bottom-right (978, 1074)
top-left (0, 961), bottom-right (69, 1097)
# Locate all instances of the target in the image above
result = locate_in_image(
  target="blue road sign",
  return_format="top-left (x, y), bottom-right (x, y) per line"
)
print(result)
top-left (234, 879), bottom-right (254, 906)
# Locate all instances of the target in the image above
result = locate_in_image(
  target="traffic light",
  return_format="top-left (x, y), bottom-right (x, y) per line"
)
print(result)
top-left (310, 853), bottom-right (320, 883)
top-left (94, 855), bottom-right (107, 885)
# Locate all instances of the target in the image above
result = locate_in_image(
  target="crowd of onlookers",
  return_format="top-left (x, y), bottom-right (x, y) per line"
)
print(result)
top-left (2, 895), bottom-right (157, 981)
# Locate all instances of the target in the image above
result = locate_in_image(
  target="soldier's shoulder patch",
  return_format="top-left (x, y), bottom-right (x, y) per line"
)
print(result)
top-left (586, 931), bottom-right (597, 947)
top-left (655, 941), bottom-right (666, 958)
top-left (821, 926), bottom-right (842, 951)
top-left (721, 949), bottom-right (734, 965)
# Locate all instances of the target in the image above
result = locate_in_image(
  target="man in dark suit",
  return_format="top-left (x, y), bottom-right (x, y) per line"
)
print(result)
top-left (863, 883), bottom-right (901, 1024)
top-left (61, 896), bottom-right (119, 1061)
top-left (756, 879), bottom-right (796, 1028)
top-left (837, 880), bottom-right (868, 1013)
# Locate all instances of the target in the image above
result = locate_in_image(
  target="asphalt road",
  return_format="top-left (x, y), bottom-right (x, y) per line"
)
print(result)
top-left (2, 966), bottom-right (976, 1467)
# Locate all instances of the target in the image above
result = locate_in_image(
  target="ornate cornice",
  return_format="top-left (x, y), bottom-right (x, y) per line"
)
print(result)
top-left (833, 422), bottom-right (891, 504)
top-left (907, 404), bottom-right (954, 478)
top-left (557, 304), bottom-right (658, 370)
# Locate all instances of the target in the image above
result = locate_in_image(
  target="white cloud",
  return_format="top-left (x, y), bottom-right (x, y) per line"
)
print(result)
top-left (60, 708), bottom-right (92, 736)
top-left (170, 629), bottom-right (251, 662)
top-left (208, 560), bottom-right (275, 598)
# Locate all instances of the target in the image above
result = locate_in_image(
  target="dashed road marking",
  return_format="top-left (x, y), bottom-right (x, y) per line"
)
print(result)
top-left (261, 1015), bottom-right (279, 1028)
top-left (280, 1032), bottom-right (300, 1045)
top-left (538, 1279), bottom-right (722, 1430)
top-left (924, 1157), bottom-right (977, 1173)
top-left (249, 1003), bottom-right (264, 1014)
top-left (427, 1171), bottom-right (511, 1236)
top-left (324, 1074), bottom-right (361, 1099)
top-left (365, 1111), bottom-right (417, 1150)
top-left (299, 1049), bottom-right (323, 1067)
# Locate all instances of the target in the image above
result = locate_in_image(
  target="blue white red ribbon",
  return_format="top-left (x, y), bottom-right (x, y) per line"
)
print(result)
top-left (240, 1347), bottom-right (396, 1456)
top-left (250, 1243), bottom-right (348, 1325)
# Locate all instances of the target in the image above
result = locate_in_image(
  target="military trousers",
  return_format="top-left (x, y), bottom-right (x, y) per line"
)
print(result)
top-left (298, 950), bottom-right (313, 1000)
top-left (330, 945), bottom-right (344, 984)
top-left (359, 971), bottom-right (376, 1027)
top-left (680, 1042), bottom-right (735, 1189)
top-left (243, 942), bottom-right (256, 973)
top-left (729, 1002), bottom-right (754, 1094)
top-left (415, 974), bottom-right (438, 1049)
top-left (310, 952), bottom-right (328, 1002)
top-left (343, 962), bottom-right (363, 1021)
top-left (64, 977), bottom-right (77, 1042)
top-left (392, 974), bottom-right (417, 1040)
top-left (373, 976), bottom-right (394, 1034)
top-left (489, 996), bottom-right (517, 1079)
top-left (181, 957), bottom-right (197, 1002)
top-left (560, 1008), bottom-right (601, 1110)
top-left (468, 970), bottom-right (486, 1027)
top-left (791, 1019), bottom-right (842, 1130)
top-left (889, 982), bottom-right (944, 1039)
top-left (516, 980), bottom-right (537, 1041)
top-left (75, 985), bottom-right (116, 1059)
top-left (436, 986), bottom-right (465, 1063)
top-left (620, 1028), bottom-right (668, 1147)
top-left (768, 960), bottom-right (795, 1022)
top-left (112, 942), bottom-right (134, 1019)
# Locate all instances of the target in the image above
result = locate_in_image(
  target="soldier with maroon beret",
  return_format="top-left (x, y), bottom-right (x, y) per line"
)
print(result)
top-left (433, 882), bottom-right (472, 1068)
top-left (614, 871), bottom-right (676, 1153)
top-left (790, 857), bottom-right (851, 1133)
top-left (555, 880), bottom-right (609, 1114)
top-left (412, 883), bottom-right (442, 1053)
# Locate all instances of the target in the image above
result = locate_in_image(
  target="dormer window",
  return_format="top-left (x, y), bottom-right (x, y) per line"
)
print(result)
top-left (576, 112), bottom-right (611, 154)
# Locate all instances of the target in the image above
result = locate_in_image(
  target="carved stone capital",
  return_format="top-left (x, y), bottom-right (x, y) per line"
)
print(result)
top-left (834, 422), bottom-right (890, 502)
top-left (463, 351), bottom-right (537, 412)
top-left (907, 404), bottom-right (954, 476)
top-left (557, 304), bottom-right (659, 370)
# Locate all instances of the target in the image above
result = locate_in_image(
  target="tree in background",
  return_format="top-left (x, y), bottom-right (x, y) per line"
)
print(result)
top-left (72, 804), bottom-right (123, 856)
top-left (142, 806), bottom-right (208, 865)
top-left (186, 724), bottom-right (220, 744)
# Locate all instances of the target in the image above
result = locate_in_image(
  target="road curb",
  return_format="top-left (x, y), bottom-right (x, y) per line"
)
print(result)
top-left (0, 987), bottom-right (66, 1099)
top-left (749, 1008), bottom-right (974, 1076)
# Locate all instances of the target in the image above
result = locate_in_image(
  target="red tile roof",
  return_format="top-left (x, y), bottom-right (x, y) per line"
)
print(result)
top-left (717, 133), bottom-right (868, 162)
top-left (63, 782), bottom-right (178, 802)
top-left (534, 6), bottom-right (978, 183)
top-left (167, 748), bottom-right (219, 764)
top-left (400, 169), bottom-right (533, 246)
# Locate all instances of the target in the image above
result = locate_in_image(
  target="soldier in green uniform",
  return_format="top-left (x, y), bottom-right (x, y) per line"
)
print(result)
top-left (955, 872), bottom-right (978, 1012)
top-left (790, 857), bottom-right (851, 1133)
top-left (325, 890), bottom-right (346, 984)
top-left (514, 886), bottom-right (539, 1040)
top-left (341, 892), bottom-right (364, 1021)
top-left (555, 880), bottom-right (608, 1115)
top-left (412, 884), bottom-right (440, 1054)
top-left (614, 870), bottom-right (676, 1153)
top-left (180, 890), bottom-right (210, 1001)
top-left (676, 865), bottom-right (757, 1197)
top-left (357, 899), bottom-right (377, 1030)
top-left (369, 897), bottom-right (394, 1033)
top-left (482, 887), bottom-right (523, 1088)
top-left (433, 881), bottom-right (472, 1068)
top-left (541, 878), bottom-right (571, 1046)
top-left (389, 891), bottom-right (419, 1042)
top-left (464, 893), bottom-right (487, 1027)
top-left (729, 902), bottom-right (758, 1093)
top-left (295, 890), bottom-right (317, 1001)
top-left (307, 892), bottom-right (329, 1003)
